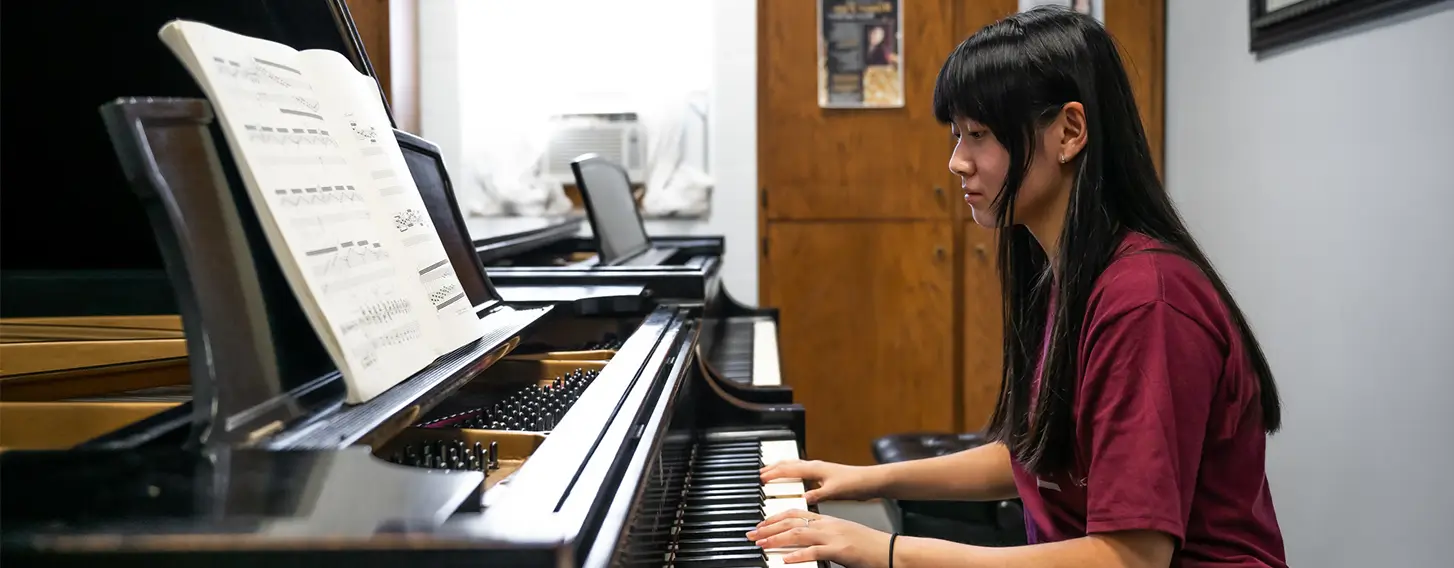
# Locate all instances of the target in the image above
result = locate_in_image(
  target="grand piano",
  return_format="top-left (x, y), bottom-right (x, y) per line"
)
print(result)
top-left (0, 2), bottom-right (815, 567)
top-left (463, 152), bottom-right (789, 403)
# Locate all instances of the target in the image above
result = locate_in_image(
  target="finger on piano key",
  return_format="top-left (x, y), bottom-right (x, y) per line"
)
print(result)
top-left (766, 550), bottom-right (817, 567)
top-left (760, 439), bottom-right (799, 467)
top-left (762, 480), bottom-right (805, 498)
top-left (761, 496), bottom-right (809, 520)
top-left (752, 319), bottom-right (782, 387)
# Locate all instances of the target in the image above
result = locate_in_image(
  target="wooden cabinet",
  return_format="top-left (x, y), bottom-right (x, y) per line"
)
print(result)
top-left (758, 0), bottom-right (1164, 465)
top-left (764, 222), bottom-right (956, 465)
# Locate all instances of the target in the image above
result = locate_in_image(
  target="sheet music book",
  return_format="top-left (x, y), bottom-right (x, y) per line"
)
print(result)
top-left (158, 20), bottom-right (487, 404)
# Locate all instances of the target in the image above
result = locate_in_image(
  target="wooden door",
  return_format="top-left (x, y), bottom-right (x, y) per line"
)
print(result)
top-left (1105, 0), bottom-right (1166, 175)
top-left (346, 0), bottom-right (392, 101)
top-left (764, 221), bottom-right (956, 465)
top-left (758, 0), bottom-right (962, 221)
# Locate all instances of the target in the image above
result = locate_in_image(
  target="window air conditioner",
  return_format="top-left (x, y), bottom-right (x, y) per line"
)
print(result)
top-left (539, 113), bottom-right (646, 185)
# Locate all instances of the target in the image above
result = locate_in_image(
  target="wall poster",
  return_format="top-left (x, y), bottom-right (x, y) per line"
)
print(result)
top-left (818, 0), bottom-right (904, 109)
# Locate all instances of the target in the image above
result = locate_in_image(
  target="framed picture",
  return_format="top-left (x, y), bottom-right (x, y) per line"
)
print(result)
top-left (818, 0), bottom-right (905, 109)
top-left (1249, 0), bottom-right (1444, 53)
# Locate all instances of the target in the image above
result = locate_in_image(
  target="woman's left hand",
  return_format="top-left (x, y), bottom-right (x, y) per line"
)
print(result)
top-left (746, 508), bottom-right (893, 567)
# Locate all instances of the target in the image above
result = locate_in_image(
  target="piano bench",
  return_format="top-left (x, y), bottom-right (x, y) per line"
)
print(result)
top-left (872, 431), bottom-right (988, 463)
top-left (872, 431), bottom-right (1028, 547)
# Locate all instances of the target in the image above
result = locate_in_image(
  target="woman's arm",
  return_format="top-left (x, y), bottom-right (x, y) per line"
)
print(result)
top-left (896, 531), bottom-right (1174, 568)
top-left (749, 511), bottom-right (1174, 568)
top-left (875, 441), bottom-right (1018, 502)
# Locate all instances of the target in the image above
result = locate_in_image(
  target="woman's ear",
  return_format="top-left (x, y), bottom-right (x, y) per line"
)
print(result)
top-left (1057, 102), bottom-right (1087, 163)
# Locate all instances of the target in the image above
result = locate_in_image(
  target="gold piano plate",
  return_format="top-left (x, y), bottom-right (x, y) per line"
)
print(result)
top-left (377, 428), bottom-right (545, 491)
top-left (504, 349), bottom-right (616, 361)
top-left (504, 315), bottom-right (633, 362)
top-left (0, 401), bottom-right (181, 451)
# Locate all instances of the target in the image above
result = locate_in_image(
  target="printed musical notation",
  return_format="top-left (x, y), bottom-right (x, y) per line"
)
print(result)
top-left (349, 118), bottom-right (379, 144)
top-left (363, 321), bottom-right (424, 358)
top-left (273, 185), bottom-right (363, 207)
top-left (338, 298), bottom-right (413, 335)
top-left (290, 209), bottom-right (371, 234)
top-left (393, 209), bottom-right (427, 232)
top-left (245, 124), bottom-right (338, 147)
top-left (212, 56), bottom-right (313, 91)
top-left (307, 240), bottom-right (391, 277)
top-left (429, 282), bottom-right (465, 311)
top-left (248, 92), bottom-right (322, 113)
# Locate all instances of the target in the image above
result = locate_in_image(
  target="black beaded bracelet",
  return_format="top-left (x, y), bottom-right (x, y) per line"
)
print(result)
top-left (889, 532), bottom-right (899, 568)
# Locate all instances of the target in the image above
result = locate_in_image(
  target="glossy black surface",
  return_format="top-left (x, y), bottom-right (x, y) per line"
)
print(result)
top-left (0, 446), bottom-right (481, 539)
top-left (468, 215), bottom-right (587, 264)
top-left (396, 130), bottom-right (504, 307)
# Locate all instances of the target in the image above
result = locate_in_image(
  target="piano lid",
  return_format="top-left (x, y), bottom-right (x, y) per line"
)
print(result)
top-left (0, 446), bottom-right (482, 540)
top-left (0, 0), bottom-right (389, 318)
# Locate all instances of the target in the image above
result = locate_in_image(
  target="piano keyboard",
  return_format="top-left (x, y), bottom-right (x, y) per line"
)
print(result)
top-left (617, 431), bottom-right (819, 567)
top-left (710, 317), bottom-right (782, 387)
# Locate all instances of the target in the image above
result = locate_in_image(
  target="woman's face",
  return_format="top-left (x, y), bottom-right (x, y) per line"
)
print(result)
top-left (948, 117), bottom-right (1065, 229)
top-left (869, 27), bottom-right (885, 45)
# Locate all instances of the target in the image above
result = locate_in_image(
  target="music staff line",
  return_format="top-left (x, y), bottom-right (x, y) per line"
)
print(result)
top-left (338, 298), bottom-right (414, 336)
top-left (273, 185), bottom-right (361, 207)
top-left (268, 155), bottom-right (347, 167)
top-left (212, 56), bottom-right (313, 91)
top-left (352, 320), bottom-right (426, 369)
top-left (290, 209), bottom-right (371, 233)
top-left (245, 124), bottom-right (338, 147)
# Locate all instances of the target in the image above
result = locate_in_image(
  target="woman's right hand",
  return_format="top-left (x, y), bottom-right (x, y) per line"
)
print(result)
top-left (759, 460), bottom-right (886, 504)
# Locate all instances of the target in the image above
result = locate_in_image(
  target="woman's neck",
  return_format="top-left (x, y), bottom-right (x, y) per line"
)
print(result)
top-left (1024, 180), bottom-right (1074, 270)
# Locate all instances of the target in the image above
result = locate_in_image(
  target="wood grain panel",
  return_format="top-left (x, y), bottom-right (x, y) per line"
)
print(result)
top-left (765, 221), bottom-right (956, 465)
top-left (759, 0), bottom-right (961, 221)
top-left (346, 0), bottom-right (392, 103)
top-left (955, 0), bottom-right (1018, 38)
top-left (961, 222), bottom-right (1003, 432)
top-left (1105, 0), bottom-right (1166, 176)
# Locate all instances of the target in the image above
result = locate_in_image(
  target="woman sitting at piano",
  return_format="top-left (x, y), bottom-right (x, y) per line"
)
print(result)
top-left (750, 7), bottom-right (1287, 568)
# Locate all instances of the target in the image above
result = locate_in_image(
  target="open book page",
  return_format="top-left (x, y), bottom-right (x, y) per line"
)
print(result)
top-left (297, 50), bottom-right (487, 355)
top-left (158, 20), bottom-right (438, 403)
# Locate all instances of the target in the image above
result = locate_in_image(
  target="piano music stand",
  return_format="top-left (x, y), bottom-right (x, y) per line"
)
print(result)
top-left (400, 134), bottom-right (652, 313)
top-left (570, 154), bottom-right (662, 266)
top-left (95, 97), bottom-right (550, 451)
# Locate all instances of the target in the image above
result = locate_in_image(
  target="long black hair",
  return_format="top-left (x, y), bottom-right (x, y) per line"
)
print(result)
top-left (933, 7), bottom-right (1281, 475)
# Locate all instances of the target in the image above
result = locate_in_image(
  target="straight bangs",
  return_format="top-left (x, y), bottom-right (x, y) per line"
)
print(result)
top-left (932, 32), bottom-right (1024, 128)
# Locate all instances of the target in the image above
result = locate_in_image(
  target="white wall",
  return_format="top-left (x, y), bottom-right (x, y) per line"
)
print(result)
top-left (1166, 3), bottom-right (1454, 566)
top-left (705, 0), bottom-right (758, 305)
top-left (417, 0), bottom-right (759, 304)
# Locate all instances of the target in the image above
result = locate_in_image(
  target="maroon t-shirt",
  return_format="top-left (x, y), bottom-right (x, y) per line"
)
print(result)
top-left (1009, 233), bottom-right (1287, 567)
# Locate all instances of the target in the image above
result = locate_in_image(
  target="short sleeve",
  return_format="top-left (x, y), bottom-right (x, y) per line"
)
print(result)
top-left (1078, 300), bottom-right (1220, 545)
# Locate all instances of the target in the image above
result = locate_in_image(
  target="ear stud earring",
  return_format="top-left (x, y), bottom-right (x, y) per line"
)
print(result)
top-left (1058, 154), bottom-right (1067, 163)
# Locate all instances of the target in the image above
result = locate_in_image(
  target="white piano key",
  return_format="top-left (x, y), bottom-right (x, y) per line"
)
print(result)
top-left (760, 439), bottom-right (800, 467)
top-left (762, 480), bottom-right (806, 497)
top-left (766, 550), bottom-right (817, 567)
top-left (752, 319), bottom-right (782, 386)
top-left (762, 496), bottom-right (809, 519)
